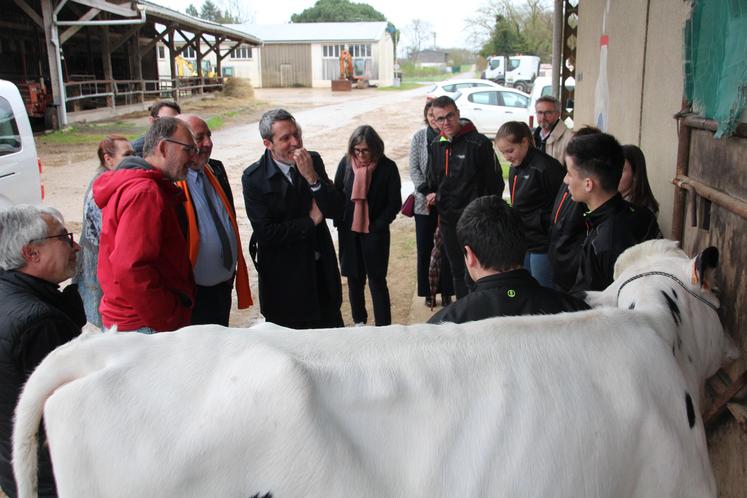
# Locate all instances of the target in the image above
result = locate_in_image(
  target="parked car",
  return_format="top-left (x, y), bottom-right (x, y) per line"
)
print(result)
top-left (0, 79), bottom-right (43, 208)
top-left (528, 76), bottom-right (575, 128)
top-left (425, 78), bottom-right (505, 101)
top-left (453, 86), bottom-right (531, 137)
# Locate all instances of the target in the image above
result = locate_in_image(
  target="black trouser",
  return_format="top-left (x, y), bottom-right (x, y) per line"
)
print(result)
top-left (415, 212), bottom-right (454, 298)
top-left (348, 274), bottom-right (391, 326)
top-left (439, 221), bottom-right (473, 299)
top-left (191, 278), bottom-right (233, 326)
top-left (270, 260), bottom-right (344, 330)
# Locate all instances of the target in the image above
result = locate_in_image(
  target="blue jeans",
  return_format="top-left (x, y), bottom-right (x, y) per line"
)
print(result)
top-left (524, 252), bottom-right (554, 288)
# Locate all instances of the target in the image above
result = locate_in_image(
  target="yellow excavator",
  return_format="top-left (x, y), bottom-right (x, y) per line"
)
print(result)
top-left (175, 55), bottom-right (217, 78)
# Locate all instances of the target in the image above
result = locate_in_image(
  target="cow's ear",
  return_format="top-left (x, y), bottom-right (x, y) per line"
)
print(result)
top-left (692, 246), bottom-right (719, 289)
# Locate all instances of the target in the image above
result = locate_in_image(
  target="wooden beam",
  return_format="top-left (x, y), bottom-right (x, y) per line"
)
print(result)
top-left (12, 0), bottom-right (43, 28)
top-left (142, 26), bottom-right (171, 54)
top-left (69, 0), bottom-right (137, 18)
top-left (59, 7), bottom-right (100, 45)
top-left (111, 24), bottom-right (141, 52)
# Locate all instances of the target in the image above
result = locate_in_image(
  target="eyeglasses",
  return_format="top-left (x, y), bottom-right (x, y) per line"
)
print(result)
top-left (32, 232), bottom-right (75, 248)
top-left (434, 112), bottom-right (458, 124)
top-left (536, 110), bottom-right (559, 116)
top-left (162, 138), bottom-right (198, 155)
top-left (353, 147), bottom-right (370, 156)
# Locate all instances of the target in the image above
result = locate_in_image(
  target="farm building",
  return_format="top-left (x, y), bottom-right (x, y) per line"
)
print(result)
top-left (0, 0), bottom-right (259, 127)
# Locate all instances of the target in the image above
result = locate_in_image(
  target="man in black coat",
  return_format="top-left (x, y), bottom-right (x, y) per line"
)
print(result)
top-left (242, 109), bottom-right (343, 329)
top-left (564, 133), bottom-right (661, 293)
top-left (429, 196), bottom-right (588, 324)
top-left (0, 205), bottom-right (85, 498)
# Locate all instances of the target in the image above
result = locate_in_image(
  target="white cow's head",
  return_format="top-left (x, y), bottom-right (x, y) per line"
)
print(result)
top-left (585, 239), bottom-right (740, 400)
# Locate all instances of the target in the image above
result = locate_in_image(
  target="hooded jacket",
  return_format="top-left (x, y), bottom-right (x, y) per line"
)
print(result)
top-left (421, 119), bottom-right (504, 225)
top-left (93, 156), bottom-right (194, 332)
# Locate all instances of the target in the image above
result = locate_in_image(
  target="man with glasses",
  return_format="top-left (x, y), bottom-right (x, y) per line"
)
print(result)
top-left (0, 205), bottom-right (85, 497)
top-left (532, 96), bottom-right (573, 165)
top-left (242, 109), bottom-right (343, 329)
top-left (93, 117), bottom-right (196, 333)
top-left (175, 114), bottom-right (253, 326)
top-left (421, 95), bottom-right (504, 299)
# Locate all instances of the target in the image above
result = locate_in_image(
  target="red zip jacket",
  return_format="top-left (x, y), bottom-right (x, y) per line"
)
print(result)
top-left (93, 158), bottom-right (194, 332)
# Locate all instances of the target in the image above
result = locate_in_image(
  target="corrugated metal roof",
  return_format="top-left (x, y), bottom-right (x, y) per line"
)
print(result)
top-left (139, 0), bottom-right (261, 45)
top-left (227, 22), bottom-right (388, 43)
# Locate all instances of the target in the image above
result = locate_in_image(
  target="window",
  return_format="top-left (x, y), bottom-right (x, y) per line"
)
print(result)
top-left (442, 84), bottom-right (456, 92)
top-left (322, 44), bottom-right (371, 58)
top-left (158, 46), bottom-right (165, 59)
top-left (468, 91), bottom-right (498, 106)
top-left (322, 44), bottom-right (345, 58)
top-left (231, 44), bottom-right (253, 59)
top-left (508, 57), bottom-right (521, 71)
top-left (181, 46), bottom-right (196, 58)
top-left (500, 91), bottom-right (529, 108)
top-left (0, 97), bottom-right (21, 156)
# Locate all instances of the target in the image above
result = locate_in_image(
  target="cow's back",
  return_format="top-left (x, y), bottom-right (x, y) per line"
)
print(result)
top-left (35, 311), bottom-right (716, 498)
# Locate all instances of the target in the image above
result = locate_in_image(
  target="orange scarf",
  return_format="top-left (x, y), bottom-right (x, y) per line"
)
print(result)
top-left (350, 156), bottom-right (377, 233)
top-left (177, 166), bottom-right (253, 309)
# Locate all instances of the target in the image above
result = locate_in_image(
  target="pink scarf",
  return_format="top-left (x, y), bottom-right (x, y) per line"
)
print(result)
top-left (350, 156), bottom-right (378, 233)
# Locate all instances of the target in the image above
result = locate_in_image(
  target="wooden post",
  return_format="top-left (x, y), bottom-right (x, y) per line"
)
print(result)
top-left (215, 37), bottom-right (222, 78)
top-left (40, 0), bottom-right (66, 127)
top-left (168, 28), bottom-right (178, 101)
top-left (100, 24), bottom-right (114, 109)
top-left (196, 32), bottom-right (203, 95)
top-left (131, 27), bottom-right (144, 104)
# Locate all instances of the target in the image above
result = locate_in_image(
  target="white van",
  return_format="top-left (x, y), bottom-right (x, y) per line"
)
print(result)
top-left (0, 79), bottom-right (43, 208)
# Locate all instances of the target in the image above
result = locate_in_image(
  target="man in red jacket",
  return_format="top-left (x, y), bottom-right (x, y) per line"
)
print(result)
top-left (93, 117), bottom-right (196, 333)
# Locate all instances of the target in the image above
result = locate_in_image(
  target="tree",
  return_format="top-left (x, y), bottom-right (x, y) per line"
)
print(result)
top-left (290, 0), bottom-right (386, 23)
top-left (199, 0), bottom-right (222, 22)
top-left (404, 19), bottom-right (433, 62)
top-left (185, 0), bottom-right (253, 24)
top-left (466, 0), bottom-right (553, 61)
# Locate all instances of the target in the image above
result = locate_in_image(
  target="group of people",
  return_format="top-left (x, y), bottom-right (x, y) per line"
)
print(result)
top-left (0, 90), bottom-right (662, 496)
top-left (409, 93), bottom-right (661, 322)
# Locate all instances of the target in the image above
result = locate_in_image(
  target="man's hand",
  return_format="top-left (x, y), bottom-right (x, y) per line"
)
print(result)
top-left (426, 192), bottom-right (437, 207)
top-left (293, 148), bottom-right (319, 185)
top-left (309, 199), bottom-right (324, 225)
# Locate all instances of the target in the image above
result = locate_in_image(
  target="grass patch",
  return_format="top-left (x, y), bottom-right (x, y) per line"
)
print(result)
top-left (205, 115), bottom-right (225, 130)
top-left (39, 125), bottom-right (141, 145)
top-left (377, 81), bottom-right (427, 91)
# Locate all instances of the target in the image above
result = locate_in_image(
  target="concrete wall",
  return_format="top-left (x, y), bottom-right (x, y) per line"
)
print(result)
top-left (575, 0), bottom-right (690, 236)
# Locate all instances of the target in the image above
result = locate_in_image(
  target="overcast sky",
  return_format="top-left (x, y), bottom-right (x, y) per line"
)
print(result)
top-left (150, 0), bottom-right (489, 50)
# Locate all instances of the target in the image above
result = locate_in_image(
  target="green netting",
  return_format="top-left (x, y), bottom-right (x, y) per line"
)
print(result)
top-left (684, 0), bottom-right (747, 137)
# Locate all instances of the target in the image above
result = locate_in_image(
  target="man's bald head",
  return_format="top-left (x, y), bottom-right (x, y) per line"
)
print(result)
top-left (177, 114), bottom-right (213, 169)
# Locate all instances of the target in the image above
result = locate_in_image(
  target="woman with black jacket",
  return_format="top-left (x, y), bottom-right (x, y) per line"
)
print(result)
top-left (495, 121), bottom-right (565, 288)
top-left (334, 126), bottom-right (401, 326)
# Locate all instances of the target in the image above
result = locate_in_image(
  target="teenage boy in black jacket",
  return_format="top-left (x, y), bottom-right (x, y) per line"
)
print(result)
top-left (563, 133), bottom-right (660, 293)
top-left (429, 195), bottom-right (588, 324)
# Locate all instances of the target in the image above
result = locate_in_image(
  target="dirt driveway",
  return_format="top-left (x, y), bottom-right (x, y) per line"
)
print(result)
top-left (38, 86), bottom-right (438, 327)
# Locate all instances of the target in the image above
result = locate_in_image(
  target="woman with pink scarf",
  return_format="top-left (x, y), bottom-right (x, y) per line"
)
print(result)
top-left (334, 126), bottom-right (401, 326)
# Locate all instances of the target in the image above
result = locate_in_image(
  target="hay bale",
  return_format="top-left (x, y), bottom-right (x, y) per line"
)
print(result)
top-left (222, 78), bottom-right (255, 99)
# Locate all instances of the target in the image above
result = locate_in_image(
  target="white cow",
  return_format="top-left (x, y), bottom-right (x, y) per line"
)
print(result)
top-left (13, 240), bottom-right (738, 498)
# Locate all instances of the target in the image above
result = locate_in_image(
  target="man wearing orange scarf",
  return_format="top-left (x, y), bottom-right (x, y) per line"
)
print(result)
top-left (176, 114), bottom-right (252, 326)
